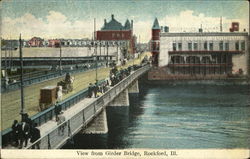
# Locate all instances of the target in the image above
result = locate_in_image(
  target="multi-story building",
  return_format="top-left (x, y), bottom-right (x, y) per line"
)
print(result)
top-left (149, 19), bottom-right (249, 78)
top-left (96, 14), bottom-right (136, 55)
top-left (159, 32), bottom-right (249, 75)
top-left (28, 37), bottom-right (44, 47)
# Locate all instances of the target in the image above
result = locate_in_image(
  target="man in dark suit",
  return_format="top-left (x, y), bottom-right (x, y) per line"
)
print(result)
top-left (11, 120), bottom-right (20, 147)
top-left (19, 121), bottom-right (30, 148)
top-left (30, 123), bottom-right (41, 149)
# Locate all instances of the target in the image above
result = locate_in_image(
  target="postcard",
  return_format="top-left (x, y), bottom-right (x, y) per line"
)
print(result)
top-left (1, 0), bottom-right (249, 159)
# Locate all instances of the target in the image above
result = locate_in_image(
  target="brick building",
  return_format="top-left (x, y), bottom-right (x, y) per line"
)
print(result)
top-left (28, 37), bottom-right (44, 47)
top-left (96, 14), bottom-right (136, 54)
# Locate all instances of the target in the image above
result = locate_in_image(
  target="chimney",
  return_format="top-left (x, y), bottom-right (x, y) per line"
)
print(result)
top-left (164, 26), bottom-right (169, 33)
top-left (230, 22), bottom-right (239, 32)
top-left (111, 14), bottom-right (114, 20)
top-left (131, 20), bottom-right (133, 29)
top-left (104, 19), bottom-right (107, 25)
top-left (199, 24), bottom-right (203, 33)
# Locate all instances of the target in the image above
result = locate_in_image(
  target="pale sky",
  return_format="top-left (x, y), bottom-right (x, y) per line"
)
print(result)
top-left (1, 0), bottom-right (249, 42)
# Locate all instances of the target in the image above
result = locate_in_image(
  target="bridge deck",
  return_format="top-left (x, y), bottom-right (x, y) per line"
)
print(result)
top-left (4, 97), bottom-right (96, 149)
top-left (3, 64), bottom-right (150, 149)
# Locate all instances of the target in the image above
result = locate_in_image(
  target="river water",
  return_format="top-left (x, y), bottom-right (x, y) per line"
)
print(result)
top-left (63, 83), bottom-right (250, 149)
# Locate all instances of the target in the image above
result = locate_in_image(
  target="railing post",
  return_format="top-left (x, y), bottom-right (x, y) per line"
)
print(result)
top-left (82, 110), bottom-right (86, 126)
top-left (94, 102), bottom-right (96, 115)
top-left (48, 134), bottom-right (51, 149)
top-left (68, 120), bottom-right (71, 137)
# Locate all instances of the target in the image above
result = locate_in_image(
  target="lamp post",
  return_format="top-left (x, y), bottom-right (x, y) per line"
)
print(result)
top-left (106, 41), bottom-right (109, 67)
top-left (59, 41), bottom-right (62, 75)
top-left (95, 42), bottom-right (98, 82)
top-left (94, 18), bottom-right (98, 82)
top-left (19, 34), bottom-right (25, 121)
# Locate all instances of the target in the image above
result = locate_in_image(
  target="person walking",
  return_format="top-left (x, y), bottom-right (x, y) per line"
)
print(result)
top-left (94, 82), bottom-right (98, 98)
top-left (88, 83), bottom-right (93, 98)
top-left (57, 112), bottom-right (66, 135)
top-left (11, 120), bottom-right (20, 147)
top-left (30, 123), bottom-right (41, 149)
top-left (55, 102), bottom-right (61, 122)
top-left (19, 121), bottom-right (30, 148)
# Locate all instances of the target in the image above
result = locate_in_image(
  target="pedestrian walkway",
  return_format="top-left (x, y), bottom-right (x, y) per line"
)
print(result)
top-left (4, 96), bottom-right (99, 149)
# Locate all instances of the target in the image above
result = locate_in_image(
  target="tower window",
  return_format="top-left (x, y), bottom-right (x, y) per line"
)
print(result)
top-left (219, 41), bottom-right (223, 51)
top-left (204, 42), bottom-right (208, 50)
top-left (188, 42), bottom-right (192, 51)
top-left (173, 43), bottom-right (176, 51)
top-left (241, 41), bottom-right (245, 51)
top-left (178, 43), bottom-right (182, 51)
top-left (209, 43), bottom-right (213, 51)
top-left (225, 42), bottom-right (229, 51)
top-left (194, 43), bottom-right (198, 50)
top-left (235, 41), bottom-right (239, 50)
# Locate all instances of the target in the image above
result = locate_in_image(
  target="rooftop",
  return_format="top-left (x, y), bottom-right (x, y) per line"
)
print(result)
top-left (160, 32), bottom-right (249, 37)
top-left (101, 14), bottom-right (133, 31)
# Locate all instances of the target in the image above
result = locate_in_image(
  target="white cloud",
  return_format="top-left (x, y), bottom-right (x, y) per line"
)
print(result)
top-left (159, 10), bottom-right (248, 33)
top-left (1, 10), bottom-right (248, 43)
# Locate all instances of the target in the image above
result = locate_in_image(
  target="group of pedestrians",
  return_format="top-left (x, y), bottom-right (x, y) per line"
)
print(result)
top-left (88, 80), bottom-right (110, 98)
top-left (11, 113), bottom-right (41, 149)
top-left (110, 67), bottom-right (132, 86)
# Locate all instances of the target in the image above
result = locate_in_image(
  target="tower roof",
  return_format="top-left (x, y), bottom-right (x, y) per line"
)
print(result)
top-left (124, 19), bottom-right (131, 30)
top-left (152, 18), bottom-right (160, 30)
top-left (101, 14), bottom-right (132, 31)
top-left (101, 14), bottom-right (124, 30)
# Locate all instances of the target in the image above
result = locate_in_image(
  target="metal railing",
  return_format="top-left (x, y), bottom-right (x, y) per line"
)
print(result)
top-left (26, 65), bottom-right (150, 149)
top-left (0, 79), bottom-right (106, 147)
top-left (1, 62), bottom-right (106, 93)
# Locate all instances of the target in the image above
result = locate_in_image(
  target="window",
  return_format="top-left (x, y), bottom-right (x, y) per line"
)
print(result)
top-left (204, 42), bottom-right (208, 50)
top-left (178, 43), bottom-right (182, 51)
top-left (173, 43), bottom-right (176, 51)
top-left (225, 42), bottom-right (229, 51)
top-left (117, 33), bottom-right (120, 37)
top-left (209, 43), bottom-right (213, 51)
top-left (241, 41), bottom-right (245, 51)
top-left (194, 43), bottom-right (198, 50)
top-left (235, 41), bottom-right (239, 50)
top-left (112, 33), bottom-right (115, 38)
top-left (188, 42), bottom-right (192, 51)
top-left (219, 41), bottom-right (223, 51)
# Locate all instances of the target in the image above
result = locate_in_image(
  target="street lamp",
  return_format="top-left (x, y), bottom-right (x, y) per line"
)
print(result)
top-left (19, 34), bottom-right (25, 121)
top-left (59, 41), bottom-right (62, 75)
top-left (106, 41), bottom-right (109, 67)
top-left (95, 41), bottom-right (98, 82)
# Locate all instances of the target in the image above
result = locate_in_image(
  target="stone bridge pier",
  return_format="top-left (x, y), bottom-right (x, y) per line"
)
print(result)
top-left (109, 80), bottom-right (139, 107)
top-left (83, 80), bottom-right (140, 134)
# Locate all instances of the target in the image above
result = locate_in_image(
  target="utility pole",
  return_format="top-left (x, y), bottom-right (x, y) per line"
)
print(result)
top-left (59, 41), bottom-right (62, 75)
top-left (220, 16), bottom-right (223, 32)
top-left (19, 34), bottom-right (25, 121)
top-left (116, 41), bottom-right (119, 66)
top-left (106, 41), bottom-right (109, 67)
top-left (94, 18), bottom-right (98, 82)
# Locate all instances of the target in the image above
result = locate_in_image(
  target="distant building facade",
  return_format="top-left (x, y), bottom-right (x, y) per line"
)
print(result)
top-left (150, 19), bottom-right (249, 77)
top-left (96, 14), bottom-right (136, 54)
top-left (28, 37), bottom-right (44, 47)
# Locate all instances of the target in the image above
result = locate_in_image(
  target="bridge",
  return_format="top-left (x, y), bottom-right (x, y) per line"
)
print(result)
top-left (22, 64), bottom-right (150, 149)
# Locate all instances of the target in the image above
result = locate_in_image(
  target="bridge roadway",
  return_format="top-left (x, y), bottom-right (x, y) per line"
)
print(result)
top-left (1, 52), bottom-right (150, 131)
top-left (19, 65), bottom-right (150, 149)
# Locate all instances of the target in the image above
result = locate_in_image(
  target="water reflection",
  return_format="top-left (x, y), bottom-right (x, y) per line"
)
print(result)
top-left (63, 83), bottom-right (250, 149)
